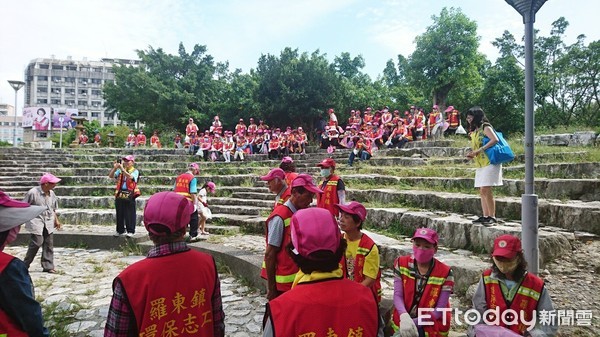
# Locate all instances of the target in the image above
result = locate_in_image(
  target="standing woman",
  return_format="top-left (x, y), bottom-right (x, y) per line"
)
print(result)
top-left (198, 181), bottom-right (216, 235)
top-left (466, 106), bottom-right (501, 225)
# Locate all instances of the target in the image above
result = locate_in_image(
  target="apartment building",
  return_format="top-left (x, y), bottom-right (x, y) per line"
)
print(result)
top-left (0, 104), bottom-right (23, 145)
top-left (24, 56), bottom-right (140, 129)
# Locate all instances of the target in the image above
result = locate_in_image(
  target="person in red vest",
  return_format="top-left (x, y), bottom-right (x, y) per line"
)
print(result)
top-left (316, 158), bottom-right (346, 217)
top-left (0, 191), bottom-right (48, 336)
top-left (336, 201), bottom-right (382, 303)
top-left (108, 155), bottom-right (139, 237)
top-left (263, 207), bottom-right (380, 337)
top-left (104, 191), bottom-right (225, 337)
top-left (186, 117), bottom-right (199, 136)
top-left (78, 130), bottom-right (89, 145)
top-left (174, 162), bottom-right (201, 242)
top-left (390, 228), bottom-right (454, 337)
top-left (150, 130), bottom-right (161, 148)
top-left (126, 129), bottom-right (136, 148)
top-left (279, 156), bottom-right (298, 188)
top-left (468, 235), bottom-right (558, 337)
top-left (260, 168), bottom-right (290, 210)
top-left (445, 105), bottom-right (461, 136)
top-left (93, 132), bottom-right (101, 146)
top-left (136, 130), bottom-right (147, 147)
top-left (261, 174), bottom-right (322, 301)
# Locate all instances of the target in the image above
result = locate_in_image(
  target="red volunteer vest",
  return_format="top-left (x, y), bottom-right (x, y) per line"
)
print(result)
top-left (391, 256), bottom-right (452, 337)
top-left (317, 175), bottom-right (340, 217)
top-left (342, 234), bottom-right (382, 303)
top-left (448, 111), bottom-right (460, 127)
top-left (260, 205), bottom-right (298, 292)
top-left (482, 269), bottom-right (544, 335)
top-left (0, 253), bottom-right (28, 337)
top-left (275, 188), bottom-right (291, 209)
top-left (174, 172), bottom-right (194, 201)
top-left (284, 172), bottom-right (298, 189)
top-left (268, 278), bottom-right (379, 337)
top-left (117, 250), bottom-right (217, 336)
top-left (114, 168), bottom-right (138, 196)
top-left (269, 140), bottom-right (280, 150)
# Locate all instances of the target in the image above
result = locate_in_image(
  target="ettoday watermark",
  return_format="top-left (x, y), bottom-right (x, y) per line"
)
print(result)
top-left (417, 308), bottom-right (593, 331)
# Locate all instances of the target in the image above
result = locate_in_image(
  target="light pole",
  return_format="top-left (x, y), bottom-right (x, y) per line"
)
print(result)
top-left (58, 111), bottom-right (65, 148)
top-left (7, 80), bottom-right (25, 147)
top-left (505, 0), bottom-right (547, 274)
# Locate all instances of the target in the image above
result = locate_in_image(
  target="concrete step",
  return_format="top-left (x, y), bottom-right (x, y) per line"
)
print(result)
top-left (348, 188), bottom-right (600, 235)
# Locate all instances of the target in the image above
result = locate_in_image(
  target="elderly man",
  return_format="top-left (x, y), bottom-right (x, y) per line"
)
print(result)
top-left (23, 173), bottom-right (62, 273)
top-left (260, 168), bottom-right (290, 210)
top-left (105, 191), bottom-right (225, 337)
top-left (261, 174), bottom-right (322, 301)
top-left (0, 190), bottom-right (49, 336)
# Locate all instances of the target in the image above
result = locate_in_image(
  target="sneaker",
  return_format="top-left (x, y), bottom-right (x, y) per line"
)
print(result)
top-left (472, 216), bottom-right (486, 224)
top-left (189, 236), bottom-right (201, 242)
top-left (113, 231), bottom-right (124, 237)
top-left (482, 217), bottom-right (497, 225)
top-left (126, 233), bottom-right (134, 238)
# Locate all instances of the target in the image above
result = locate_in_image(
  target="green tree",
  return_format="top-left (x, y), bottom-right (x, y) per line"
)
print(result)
top-left (254, 48), bottom-right (343, 130)
top-left (103, 43), bottom-right (219, 132)
top-left (407, 7), bottom-right (486, 109)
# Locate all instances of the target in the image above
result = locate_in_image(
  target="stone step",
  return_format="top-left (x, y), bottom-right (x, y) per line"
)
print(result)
top-left (363, 207), bottom-right (582, 266)
top-left (505, 161), bottom-right (600, 179)
top-left (348, 188), bottom-right (600, 235)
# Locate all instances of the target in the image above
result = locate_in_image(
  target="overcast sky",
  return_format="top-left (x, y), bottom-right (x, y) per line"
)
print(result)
top-left (1, 0), bottom-right (599, 111)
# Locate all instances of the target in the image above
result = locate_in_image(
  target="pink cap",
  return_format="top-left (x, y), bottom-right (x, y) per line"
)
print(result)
top-left (143, 192), bottom-right (194, 236)
top-left (335, 201), bottom-right (367, 221)
top-left (492, 234), bottom-right (522, 259)
top-left (188, 162), bottom-right (199, 171)
top-left (445, 106), bottom-right (454, 113)
top-left (412, 228), bottom-right (439, 244)
top-left (40, 173), bottom-right (61, 185)
top-left (433, 104), bottom-right (439, 109)
top-left (206, 181), bottom-right (216, 193)
top-left (260, 168), bottom-right (285, 181)
top-left (291, 208), bottom-right (341, 258)
top-left (281, 156), bottom-right (293, 164)
top-left (122, 155), bottom-right (135, 162)
top-left (290, 174), bottom-right (322, 194)
top-left (316, 158), bottom-right (336, 168)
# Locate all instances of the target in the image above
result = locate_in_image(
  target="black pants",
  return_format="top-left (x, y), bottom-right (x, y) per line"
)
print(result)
top-left (115, 197), bottom-right (136, 234)
top-left (189, 210), bottom-right (199, 237)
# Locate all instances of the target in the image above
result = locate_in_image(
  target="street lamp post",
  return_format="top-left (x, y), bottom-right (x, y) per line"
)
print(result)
top-left (7, 80), bottom-right (25, 147)
top-left (58, 111), bottom-right (65, 149)
top-left (505, 0), bottom-right (547, 274)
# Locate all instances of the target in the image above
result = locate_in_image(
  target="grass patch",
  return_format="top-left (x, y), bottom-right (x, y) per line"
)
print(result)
top-left (42, 297), bottom-right (88, 337)
top-left (66, 241), bottom-right (89, 249)
top-left (120, 239), bottom-right (144, 256)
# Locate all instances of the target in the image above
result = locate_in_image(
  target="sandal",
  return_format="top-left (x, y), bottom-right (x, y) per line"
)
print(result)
top-left (43, 269), bottom-right (57, 274)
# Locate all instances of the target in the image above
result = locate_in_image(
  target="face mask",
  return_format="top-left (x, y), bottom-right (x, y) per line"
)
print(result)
top-left (413, 246), bottom-right (435, 263)
top-left (493, 257), bottom-right (519, 275)
top-left (320, 168), bottom-right (331, 177)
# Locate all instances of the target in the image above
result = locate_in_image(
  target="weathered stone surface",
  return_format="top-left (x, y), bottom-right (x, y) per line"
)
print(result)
top-left (534, 132), bottom-right (598, 146)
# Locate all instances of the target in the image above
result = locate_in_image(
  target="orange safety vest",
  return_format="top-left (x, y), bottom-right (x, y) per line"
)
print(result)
top-left (482, 269), bottom-right (544, 335)
top-left (342, 234), bottom-right (382, 303)
top-left (117, 250), bottom-right (217, 336)
top-left (174, 172), bottom-right (195, 202)
top-left (317, 175), bottom-right (340, 217)
top-left (0, 253), bottom-right (29, 337)
top-left (114, 168), bottom-right (138, 197)
top-left (269, 140), bottom-right (280, 150)
top-left (260, 205), bottom-right (298, 292)
top-left (391, 256), bottom-right (452, 337)
top-left (275, 186), bottom-right (292, 210)
top-left (267, 278), bottom-right (379, 337)
top-left (448, 111), bottom-right (460, 128)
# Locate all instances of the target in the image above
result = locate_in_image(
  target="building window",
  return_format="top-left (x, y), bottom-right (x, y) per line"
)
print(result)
top-left (37, 76), bottom-right (48, 81)
top-left (52, 76), bottom-right (62, 83)
top-left (80, 111), bottom-right (88, 117)
top-left (37, 132), bottom-right (48, 138)
top-left (51, 65), bottom-right (64, 70)
top-left (78, 101), bottom-right (88, 106)
top-left (66, 100), bottom-right (75, 107)
top-left (91, 101), bottom-right (102, 108)
top-left (91, 79), bottom-right (102, 85)
top-left (37, 87), bottom-right (48, 93)
top-left (51, 99), bottom-right (61, 105)
top-left (66, 65), bottom-right (77, 71)
top-left (37, 99), bottom-right (47, 104)
top-left (39, 64), bottom-right (49, 69)
top-left (92, 90), bottom-right (101, 96)
top-left (80, 90), bottom-right (87, 95)
top-left (94, 67), bottom-right (103, 72)
top-left (92, 112), bottom-right (99, 117)
top-left (65, 77), bottom-right (75, 83)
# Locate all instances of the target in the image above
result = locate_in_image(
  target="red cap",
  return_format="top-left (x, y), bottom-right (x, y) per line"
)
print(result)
top-left (291, 174), bottom-right (322, 194)
top-left (335, 201), bottom-right (367, 221)
top-left (316, 158), bottom-right (336, 168)
top-left (143, 192), bottom-right (194, 236)
top-left (492, 235), bottom-right (522, 259)
top-left (291, 208), bottom-right (340, 258)
top-left (412, 228), bottom-right (439, 244)
top-left (260, 168), bottom-right (285, 181)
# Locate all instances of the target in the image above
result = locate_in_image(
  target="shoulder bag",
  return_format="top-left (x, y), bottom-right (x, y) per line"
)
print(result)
top-left (483, 128), bottom-right (515, 165)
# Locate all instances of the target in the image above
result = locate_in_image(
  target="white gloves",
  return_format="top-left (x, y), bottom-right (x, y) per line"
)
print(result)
top-left (396, 313), bottom-right (419, 337)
